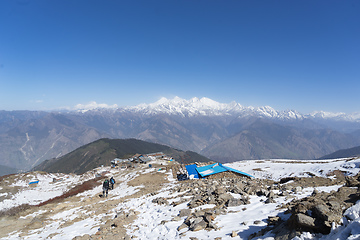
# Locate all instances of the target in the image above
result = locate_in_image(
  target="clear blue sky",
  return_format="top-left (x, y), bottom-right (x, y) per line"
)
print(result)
top-left (0, 0), bottom-right (359, 113)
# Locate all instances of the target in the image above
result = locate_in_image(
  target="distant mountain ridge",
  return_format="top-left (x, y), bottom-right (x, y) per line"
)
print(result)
top-left (319, 145), bottom-right (360, 160)
top-left (202, 119), bottom-right (357, 162)
top-left (33, 138), bottom-right (212, 174)
top-left (1, 97), bottom-right (360, 172)
top-left (0, 164), bottom-right (18, 176)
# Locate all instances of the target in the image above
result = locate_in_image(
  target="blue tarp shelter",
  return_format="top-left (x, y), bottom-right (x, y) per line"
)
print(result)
top-left (196, 163), bottom-right (254, 178)
top-left (185, 164), bottom-right (200, 179)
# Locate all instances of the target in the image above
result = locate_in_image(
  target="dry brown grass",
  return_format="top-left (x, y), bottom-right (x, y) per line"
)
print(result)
top-left (37, 177), bottom-right (103, 207)
top-left (0, 173), bottom-right (17, 182)
top-left (0, 204), bottom-right (32, 217)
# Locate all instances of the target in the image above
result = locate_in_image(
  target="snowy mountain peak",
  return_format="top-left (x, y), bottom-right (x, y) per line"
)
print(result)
top-left (309, 111), bottom-right (360, 122)
top-left (127, 96), bottom-right (303, 119)
top-left (128, 96), bottom-right (246, 116)
top-left (74, 97), bottom-right (359, 122)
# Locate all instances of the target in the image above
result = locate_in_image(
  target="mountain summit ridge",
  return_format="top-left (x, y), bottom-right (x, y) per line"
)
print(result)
top-left (121, 96), bottom-right (359, 122)
top-left (69, 97), bottom-right (360, 122)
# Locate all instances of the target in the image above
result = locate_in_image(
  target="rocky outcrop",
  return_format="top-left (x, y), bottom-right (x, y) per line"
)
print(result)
top-left (177, 209), bottom-right (219, 232)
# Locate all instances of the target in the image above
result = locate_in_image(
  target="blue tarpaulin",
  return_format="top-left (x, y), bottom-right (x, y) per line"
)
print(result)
top-left (196, 163), bottom-right (227, 177)
top-left (196, 163), bottom-right (254, 178)
top-left (185, 164), bottom-right (200, 179)
top-left (29, 181), bottom-right (39, 185)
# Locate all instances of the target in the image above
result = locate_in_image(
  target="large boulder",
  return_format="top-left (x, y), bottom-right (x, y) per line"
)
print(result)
top-left (295, 213), bottom-right (316, 229)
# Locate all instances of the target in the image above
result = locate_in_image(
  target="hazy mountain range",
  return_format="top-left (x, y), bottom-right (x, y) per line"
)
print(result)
top-left (1, 97), bottom-right (360, 173)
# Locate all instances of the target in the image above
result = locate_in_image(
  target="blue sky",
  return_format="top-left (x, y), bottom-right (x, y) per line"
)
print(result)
top-left (0, 0), bottom-right (359, 113)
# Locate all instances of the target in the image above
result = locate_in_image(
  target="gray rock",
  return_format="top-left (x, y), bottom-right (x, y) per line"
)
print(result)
top-left (295, 213), bottom-right (316, 228)
top-left (328, 200), bottom-right (341, 211)
top-left (190, 219), bottom-right (207, 231)
top-left (257, 189), bottom-right (269, 197)
top-left (268, 216), bottom-right (280, 225)
top-left (236, 182), bottom-right (245, 189)
top-left (177, 223), bottom-right (188, 231)
top-left (152, 197), bottom-right (168, 205)
top-left (208, 222), bottom-right (218, 229)
top-left (265, 197), bottom-right (276, 204)
top-left (227, 198), bottom-right (243, 207)
top-left (208, 195), bottom-right (216, 204)
top-left (311, 189), bottom-right (319, 196)
top-left (190, 217), bottom-right (203, 226)
top-left (242, 195), bottom-right (250, 204)
top-left (179, 209), bottom-right (192, 217)
top-left (293, 186), bottom-right (302, 193)
top-left (204, 213), bottom-right (215, 223)
top-left (217, 193), bottom-right (233, 202)
top-left (193, 210), bottom-right (205, 218)
top-left (313, 205), bottom-right (330, 221)
top-left (267, 191), bottom-right (275, 198)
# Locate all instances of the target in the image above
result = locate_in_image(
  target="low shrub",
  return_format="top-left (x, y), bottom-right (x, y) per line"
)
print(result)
top-left (37, 177), bottom-right (103, 207)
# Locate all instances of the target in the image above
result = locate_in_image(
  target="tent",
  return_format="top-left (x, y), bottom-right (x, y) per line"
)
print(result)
top-left (185, 164), bottom-right (200, 179)
top-left (196, 163), bottom-right (254, 178)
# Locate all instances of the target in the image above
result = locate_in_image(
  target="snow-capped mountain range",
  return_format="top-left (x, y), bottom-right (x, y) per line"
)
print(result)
top-left (117, 96), bottom-right (358, 121)
top-left (72, 96), bottom-right (359, 122)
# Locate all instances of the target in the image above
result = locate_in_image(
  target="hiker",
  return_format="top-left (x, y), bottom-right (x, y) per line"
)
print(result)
top-left (110, 177), bottom-right (116, 190)
top-left (102, 179), bottom-right (110, 197)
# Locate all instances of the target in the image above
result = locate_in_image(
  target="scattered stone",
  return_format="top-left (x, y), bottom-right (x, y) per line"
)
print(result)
top-left (231, 230), bottom-right (237, 237)
top-left (152, 197), bottom-right (168, 205)
top-left (172, 216), bottom-right (181, 221)
top-left (227, 198), bottom-right (243, 207)
top-left (268, 216), bottom-right (280, 225)
top-left (295, 213), bottom-right (316, 229)
top-left (190, 219), bottom-right (207, 231)
top-left (179, 209), bottom-right (191, 217)
top-left (265, 197), bottom-right (276, 204)
top-left (345, 176), bottom-right (359, 187)
top-left (312, 204), bottom-right (330, 221)
top-left (177, 223), bottom-right (188, 231)
top-left (311, 189), bottom-right (319, 196)
top-left (293, 186), bottom-right (302, 193)
top-left (207, 222), bottom-right (218, 230)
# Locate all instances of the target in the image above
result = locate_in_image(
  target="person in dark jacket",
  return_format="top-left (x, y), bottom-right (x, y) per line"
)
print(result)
top-left (102, 179), bottom-right (110, 197)
top-left (110, 177), bottom-right (116, 190)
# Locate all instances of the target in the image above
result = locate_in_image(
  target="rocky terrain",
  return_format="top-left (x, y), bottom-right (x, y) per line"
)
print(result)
top-left (0, 157), bottom-right (360, 239)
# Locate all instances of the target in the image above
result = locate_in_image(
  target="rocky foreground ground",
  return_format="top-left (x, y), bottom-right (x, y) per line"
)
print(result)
top-left (0, 159), bottom-right (359, 240)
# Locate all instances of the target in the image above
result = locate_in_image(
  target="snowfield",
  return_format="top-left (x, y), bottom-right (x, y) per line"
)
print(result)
top-left (226, 158), bottom-right (360, 181)
top-left (0, 157), bottom-right (360, 240)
